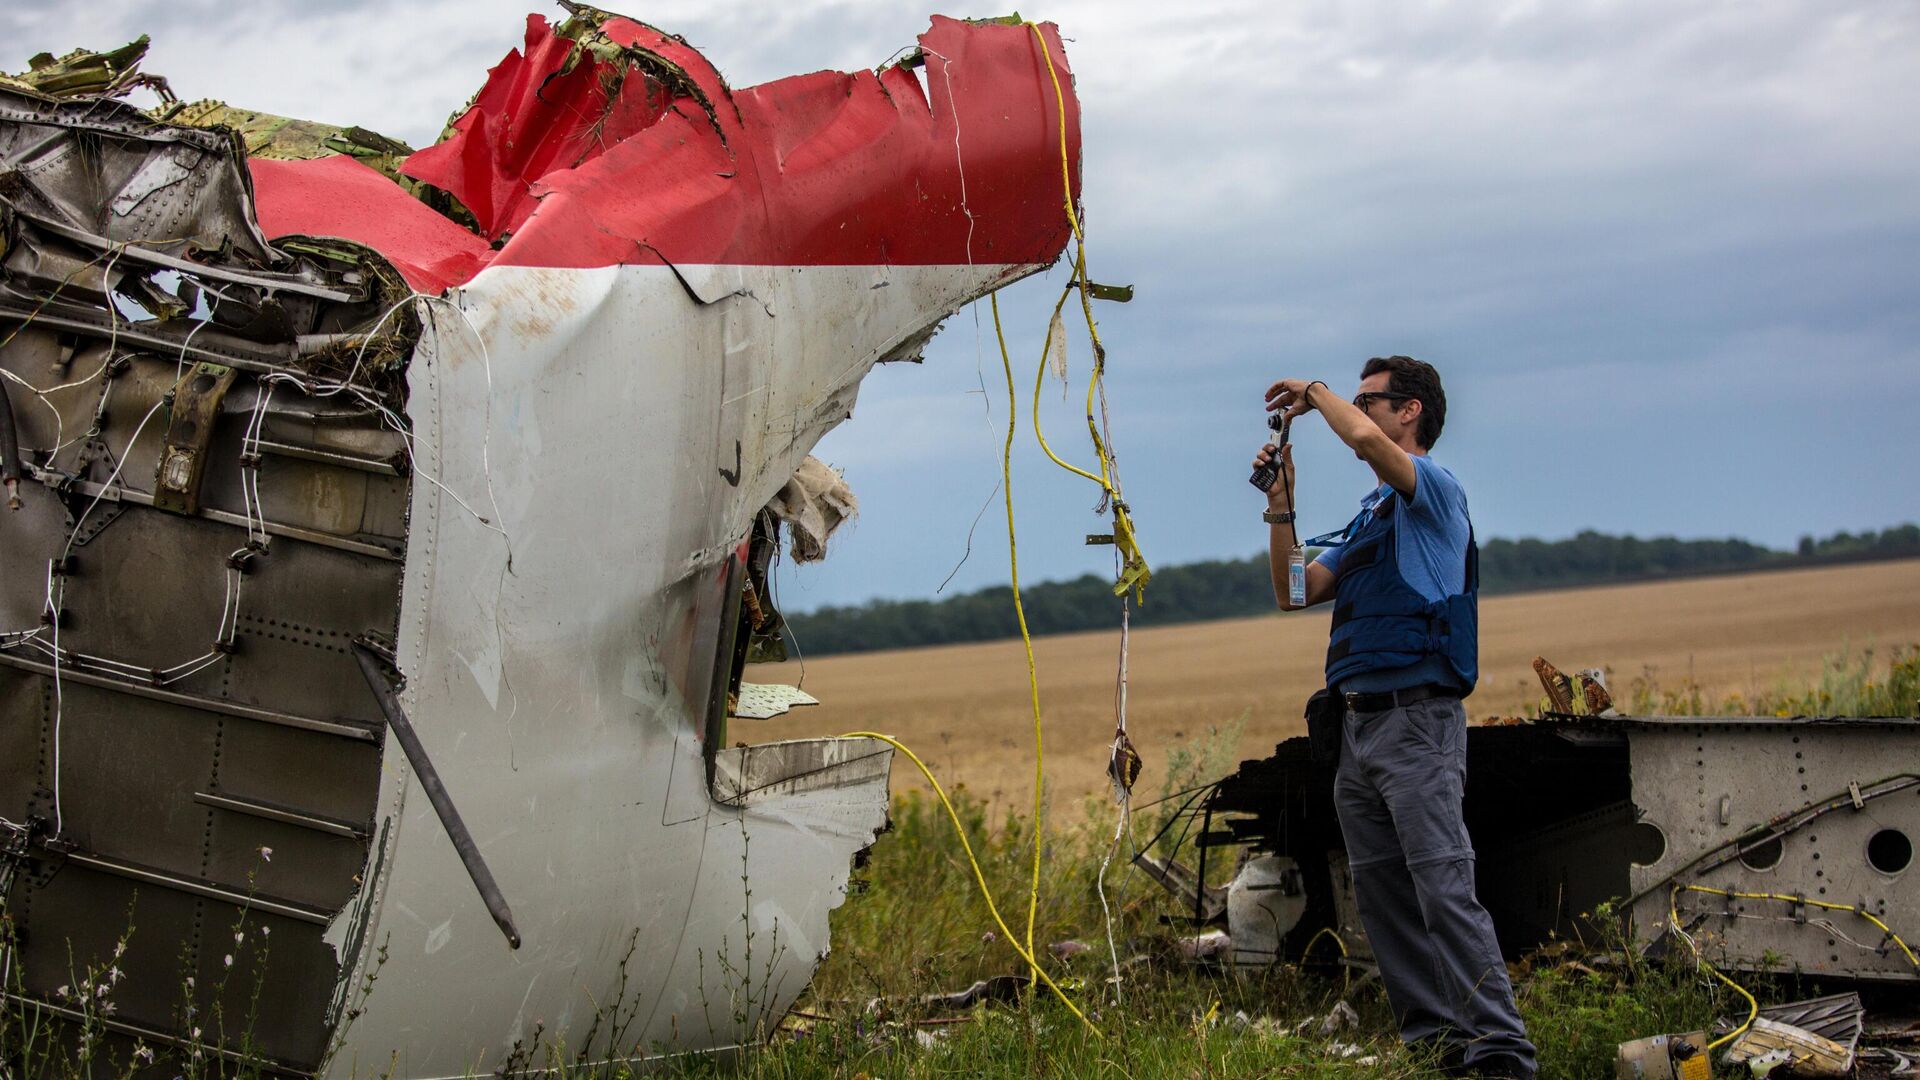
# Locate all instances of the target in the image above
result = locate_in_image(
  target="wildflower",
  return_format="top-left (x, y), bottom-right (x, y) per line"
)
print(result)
top-left (262, 925), bottom-right (271, 937)
top-left (113, 940), bottom-right (126, 959)
top-left (223, 953), bottom-right (233, 968)
top-left (259, 845), bottom-right (273, 862)
top-left (192, 1026), bottom-right (202, 1040)
top-left (100, 1001), bottom-right (117, 1016)
top-left (133, 1046), bottom-right (154, 1064)
top-left (55, 983), bottom-right (69, 999)
top-left (107, 964), bottom-right (123, 984)
top-left (96, 981), bottom-right (110, 998)
top-left (185, 976), bottom-right (195, 989)
top-left (235, 931), bottom-right (245, 946)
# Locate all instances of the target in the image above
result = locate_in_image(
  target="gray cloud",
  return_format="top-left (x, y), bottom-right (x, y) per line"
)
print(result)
top-left (6, 1), bottom-right (1914, 606)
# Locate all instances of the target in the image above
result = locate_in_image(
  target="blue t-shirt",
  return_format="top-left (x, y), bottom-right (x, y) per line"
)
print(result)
top-left (1313, 455), bottom-right (1472, 692)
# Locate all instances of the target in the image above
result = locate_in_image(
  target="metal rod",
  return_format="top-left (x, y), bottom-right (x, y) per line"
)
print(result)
top-left (351, 642), bottom-right (521, 949)
top-left (0, 301), bottom-right (295, 373)
top-left (22, 215), bottom-right (357, 301)
top-left (1194, 804), bottom-right (1213, 923)
top-left (62, 850), bottom-right (332, 925)
top-left (0, 649), bottom-right (381, 742)
top-left (24, 465), bottom-right (403, 560)
top-left (253, 438), bottom-right (401, 476)
top-left (194, 790), bottom-right (370, 840)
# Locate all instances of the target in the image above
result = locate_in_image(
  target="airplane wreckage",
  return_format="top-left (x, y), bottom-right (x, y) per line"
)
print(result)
top-left (1163, 666), bottom-right (1918, 994)
top-left (0, 8), bottom-right (1094, 1074)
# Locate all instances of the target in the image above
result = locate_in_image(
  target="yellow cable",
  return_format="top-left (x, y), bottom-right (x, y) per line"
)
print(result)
top-left (1303, 926), bottom-right (1350, 960)
top-left (1023, 20), bottom-right (1104, 493)
top-left (839, 731), bottom-right (1098, 1036)
top-left (1018, 21), bottom-right (1151, 602)
top-left (1668, 886), bottom-right (1759, 1051)
top-left (1302, 926), bottom-right (1351, 992)
top-left (1702, 963), bottom-right (1759, 1052)
top-left (1679, 885), bottom-right (1919, 968)
top-left (987, 292), bottom-right (1050, 996)
top-left (1027, 22), bottom-right (1083, 244)
top-left (1027, 287), bottom-right (1107, 490)
top-left (1027, 18), bottom-right (1112, 494)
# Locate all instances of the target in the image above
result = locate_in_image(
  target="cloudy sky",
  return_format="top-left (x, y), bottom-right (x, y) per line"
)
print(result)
top-left (8, 1), bottom-right (1917, 610)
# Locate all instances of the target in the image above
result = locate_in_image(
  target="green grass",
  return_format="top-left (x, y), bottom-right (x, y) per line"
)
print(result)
top-left (625, 789), bottom-right (1733, 1080)
top-left (1623, 643), bottom-right (1920, 718)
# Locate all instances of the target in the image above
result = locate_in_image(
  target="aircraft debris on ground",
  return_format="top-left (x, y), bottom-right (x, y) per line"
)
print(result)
top-left (1145, 659), bottom-right (1917, 1077)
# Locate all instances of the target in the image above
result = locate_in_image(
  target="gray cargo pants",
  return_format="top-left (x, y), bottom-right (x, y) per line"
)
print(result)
top-left (1333, 695), bottom-right (1537, 1075)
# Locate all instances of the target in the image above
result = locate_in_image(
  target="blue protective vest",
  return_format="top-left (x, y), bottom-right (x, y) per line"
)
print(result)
top-left (1323, 491), bottom-right (1480, 696)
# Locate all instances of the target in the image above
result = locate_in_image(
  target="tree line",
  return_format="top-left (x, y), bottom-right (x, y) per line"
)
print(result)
top-left (785, 524), bottom-right (1920, 656)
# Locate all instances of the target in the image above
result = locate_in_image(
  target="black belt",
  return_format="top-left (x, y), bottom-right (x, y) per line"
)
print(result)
top-left (1340, 683), bottom-right (1453, 714)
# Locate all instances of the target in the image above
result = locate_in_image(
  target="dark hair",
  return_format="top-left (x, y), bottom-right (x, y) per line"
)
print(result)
top-left (1360, 355), bottom-right (1445, 449)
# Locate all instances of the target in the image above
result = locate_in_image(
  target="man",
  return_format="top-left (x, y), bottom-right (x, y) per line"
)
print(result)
top-left (1251, 356), bottom-right (1536, 1079)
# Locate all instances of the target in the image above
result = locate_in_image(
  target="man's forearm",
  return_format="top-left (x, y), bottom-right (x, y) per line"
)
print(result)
top-left (1302, 382), bottom-right (1415, 494)
top-left (1303, 382), bottom-right (1377, 453)
top-left (1268, 509), bottom-right (1300, 610)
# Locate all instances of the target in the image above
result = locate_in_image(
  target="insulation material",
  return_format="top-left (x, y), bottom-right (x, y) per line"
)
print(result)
top-left (768, 456), bottom-right (858, 563)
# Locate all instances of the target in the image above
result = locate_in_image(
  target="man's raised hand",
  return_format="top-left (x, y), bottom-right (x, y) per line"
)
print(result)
top-left (1264, 378), bottom-right (1318, 419)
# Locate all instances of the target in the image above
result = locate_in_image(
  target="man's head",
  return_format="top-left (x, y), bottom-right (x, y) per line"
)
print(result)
top-left (1355, 355), bottom-right (1446, 451)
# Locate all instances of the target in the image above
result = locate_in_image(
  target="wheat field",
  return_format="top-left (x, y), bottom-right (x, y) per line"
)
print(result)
top-left (744, 558), bottom-right (1920, 807)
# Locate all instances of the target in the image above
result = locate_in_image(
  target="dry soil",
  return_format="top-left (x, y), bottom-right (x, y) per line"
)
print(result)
top-left (744, 558), bottom-right (1920, 808)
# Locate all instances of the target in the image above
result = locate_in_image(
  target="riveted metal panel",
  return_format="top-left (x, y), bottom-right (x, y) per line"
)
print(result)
top-left (1626, 718), bottom-right (1920, 982)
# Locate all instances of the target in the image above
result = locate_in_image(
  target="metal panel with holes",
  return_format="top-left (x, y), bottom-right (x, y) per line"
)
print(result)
top-left (1624, 717), bottom-right (1920, 982)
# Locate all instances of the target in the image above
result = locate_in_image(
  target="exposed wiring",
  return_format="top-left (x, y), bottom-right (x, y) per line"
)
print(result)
top-left (7, 268), bottom-right (440, 843)
top-left (1019, 21), bottom-right (1148, 601)
top-left (1668, 885), bottom-right (1759, 1051)
top-left (1625, 773), bottom-right (1920, 909)
top-left (1303, 926), bottom-right (1352, 991)
top-left (839, 730), bottom-right (1099, 1036)
top-left (1094, 794), bottom-right (1127, 1001)
top-left (1677, 884), bottom-right (1917, 970)
top-left (0, 243), bottom-right (135, 469)
top-left (987, 291), bottom-right (1049, 994)
top-left (1304, 926), bottom-right (1349, 960)
top-left (43, 386), bottom-right (173, 836)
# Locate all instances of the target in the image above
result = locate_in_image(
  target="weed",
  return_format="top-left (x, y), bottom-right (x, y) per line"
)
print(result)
top-left (1625, 642), bottom-right (1919, 717)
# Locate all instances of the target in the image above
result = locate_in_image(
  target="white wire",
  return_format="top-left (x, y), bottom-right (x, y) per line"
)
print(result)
top-left (44, 560), bottom-right (65, 833)
top-left (310, 290), bottom-right (426, 399)
top-left (260, 362), bottom-right (506, 538)
top-left (43, 315), bottom-right (216, 835)
top-left (0, 245), bottom-right (129, 456)
top-left (1698, 907), bottom-right (1896, 957)
top-left (1095, 797), bottom-right (1128, 1002)
top-left (419, 294), bottom-right (509, 541)
top-left (1, 367), bottom-right (71, 460)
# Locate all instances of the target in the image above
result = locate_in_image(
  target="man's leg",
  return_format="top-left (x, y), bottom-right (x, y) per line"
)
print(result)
top-left (1377, 698), bottom-right (1536, 1075)
top-left (1333, 709), bottom-right (1461, 1050)
top-left (1406, 855), bottom-right (1534, 1073)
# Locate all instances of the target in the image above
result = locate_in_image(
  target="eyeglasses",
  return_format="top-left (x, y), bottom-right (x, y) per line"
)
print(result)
top-left (1352, 391), bottom-right (1416, 411)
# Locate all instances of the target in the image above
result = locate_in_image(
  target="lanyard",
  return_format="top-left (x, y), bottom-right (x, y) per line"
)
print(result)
top-left (1302, 503), bottom-right (1373, 549)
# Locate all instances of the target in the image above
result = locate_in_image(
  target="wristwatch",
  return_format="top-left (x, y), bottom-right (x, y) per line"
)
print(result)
top-left (1263, 508), bottom-right (1295, 525)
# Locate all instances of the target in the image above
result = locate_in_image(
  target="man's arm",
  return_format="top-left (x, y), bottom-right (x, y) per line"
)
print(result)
top-left (1253, 441), bottom-right (1337, 610)
top-left (1266, 379), bottom-right (1417, 497)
